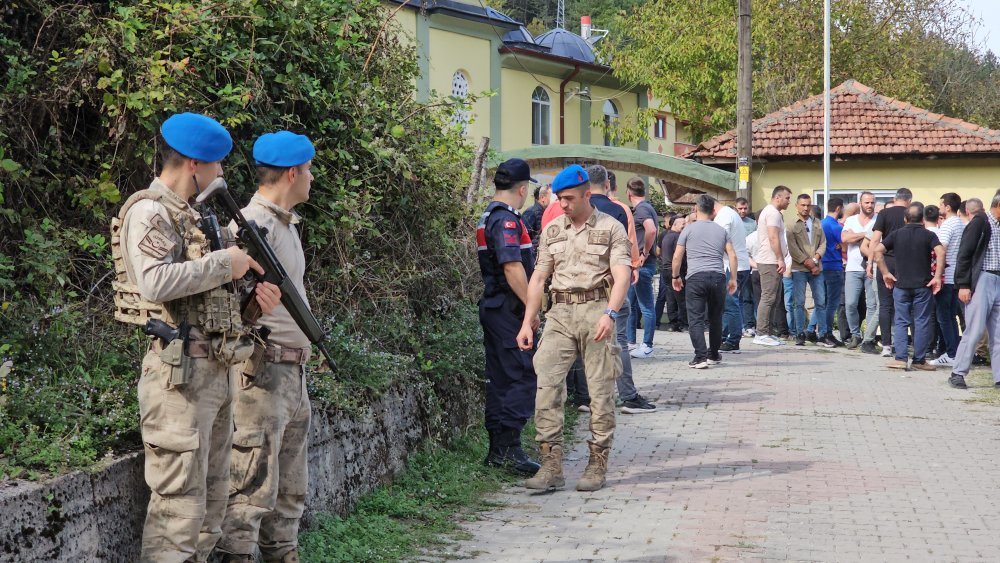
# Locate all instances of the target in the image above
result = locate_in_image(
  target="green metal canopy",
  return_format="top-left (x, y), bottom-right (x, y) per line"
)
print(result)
top-left (488, 144), bottom-right (736, 199)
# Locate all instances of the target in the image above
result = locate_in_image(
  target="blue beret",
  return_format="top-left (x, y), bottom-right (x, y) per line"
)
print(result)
top-left (253, 131), bottom-right (316, 168)
top-left (160, 113), bottom-right (233, 162)
top-left (552, 165), bottom-right (589, 193)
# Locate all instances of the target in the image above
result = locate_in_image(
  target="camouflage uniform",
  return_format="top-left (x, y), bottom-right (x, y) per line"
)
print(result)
top-left (218, 194), bottom-right (311, 561)
top-left (533, 210), bottom-right (631, 448)
top-left (115, 179), bottom-right (252, 562)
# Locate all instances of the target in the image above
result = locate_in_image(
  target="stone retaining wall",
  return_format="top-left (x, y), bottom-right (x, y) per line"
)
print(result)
top-left (0, 376), bottom-right (480, 562)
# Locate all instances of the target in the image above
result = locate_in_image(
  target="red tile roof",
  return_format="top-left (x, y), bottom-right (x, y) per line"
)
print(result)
top-left (687, 80), bottom-right (1000, 160)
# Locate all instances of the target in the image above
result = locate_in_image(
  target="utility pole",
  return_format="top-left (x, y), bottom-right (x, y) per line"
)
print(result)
top-left (736, 0), bottom-right (752, 206)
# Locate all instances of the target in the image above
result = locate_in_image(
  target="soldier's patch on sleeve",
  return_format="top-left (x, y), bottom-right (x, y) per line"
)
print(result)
top-left (588, 230), bottom-right (611, 245)
top-left (138, 220), bottom-right (176, 259)
top-left (546, 225), bottom-right (560, 238)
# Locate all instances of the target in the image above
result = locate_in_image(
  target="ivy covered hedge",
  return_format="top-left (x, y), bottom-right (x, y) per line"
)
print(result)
top-left (0, 0), bottom-right (483, 477)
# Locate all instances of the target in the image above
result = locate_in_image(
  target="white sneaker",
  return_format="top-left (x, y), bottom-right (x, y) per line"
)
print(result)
top-left (630, 343), bottom-right (654, 358)
top-left (881, 346), bottom-right (892, 357)
top-left (930, 354), bottom-right (955, 367)
top-left (753, 335), bottom-right (781, 347)
top-left (627, 343), bottom-right (638, 351)
top-left (742, 328), bottom-right (756, 337)
top-left (577, 404), bottom-right (591, 413)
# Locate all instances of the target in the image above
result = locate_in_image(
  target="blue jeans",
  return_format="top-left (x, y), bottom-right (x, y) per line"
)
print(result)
top-left (741, 273), bottom-right (757, 328)
top-left (628, 262), bottom-right (657, 347)
top-left (845, 271), bottom-right (879, 341)
top-left (723, 270), bottom-right (750, 344)
top-left (935, 284), bottom-right (960, 357)
top-left (892, 286), bottom-right (933, 363)
top-left (792, 271), bottom-right (828, 336)
top-left (615, 296), bottom-right (638, 401)
top-left (783, 277), bottom-right (797, 335)
top-left (823, 270), bottom-right (845, 337)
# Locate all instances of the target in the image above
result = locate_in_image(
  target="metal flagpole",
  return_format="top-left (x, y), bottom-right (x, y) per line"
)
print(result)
top-left (823, 0), bottom-right (831, 205)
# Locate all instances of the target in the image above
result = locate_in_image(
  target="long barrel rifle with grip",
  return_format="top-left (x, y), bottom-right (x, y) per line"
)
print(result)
top-left (196, 178), bottom-right (337, 372)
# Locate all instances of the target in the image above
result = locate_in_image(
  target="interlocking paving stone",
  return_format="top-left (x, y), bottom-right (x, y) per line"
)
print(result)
top-left (441, 330), bottom-right (1000, 562)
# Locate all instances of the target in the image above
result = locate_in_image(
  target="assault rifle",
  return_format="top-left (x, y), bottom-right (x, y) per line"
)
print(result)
top-left (196, 177), bottom-right (336, 372)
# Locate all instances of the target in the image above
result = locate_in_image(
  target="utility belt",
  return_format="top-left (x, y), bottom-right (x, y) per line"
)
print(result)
top-left (550, 287), bottom-right (609, 305)
top-left (263, 344), bottom-right (311, 365)
top-left (150, 330), bottom-right (256, 386)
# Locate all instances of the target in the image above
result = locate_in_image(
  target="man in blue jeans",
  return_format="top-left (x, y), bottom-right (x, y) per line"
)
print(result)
top-left (874, 203), bottom-right (944, 370)
top-left (626, 177), bottom-right (659, 358)
top-left (930, 192), bottom-right (965, 366)
top-left (821, 197), bottom-right (846, 347)
top-left (714, 200), bottom-right (751, 352)
top-left (788, 194), bottom-right (834, 347)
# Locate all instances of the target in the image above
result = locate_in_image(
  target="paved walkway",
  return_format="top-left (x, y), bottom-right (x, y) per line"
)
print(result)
top-left (448, 331), bottom-right (1000, 562)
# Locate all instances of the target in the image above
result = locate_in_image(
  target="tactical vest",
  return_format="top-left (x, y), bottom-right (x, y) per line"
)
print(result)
top-left (110, 189), bottom-right (247, 336)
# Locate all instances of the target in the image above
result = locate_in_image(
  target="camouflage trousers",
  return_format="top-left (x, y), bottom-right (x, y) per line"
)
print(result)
top-left (534, 300), bottom-right (621, 449)
top-left (138, 349), bottom-right (233, 563)
top-left (217, 360), bottom-right (311, 559)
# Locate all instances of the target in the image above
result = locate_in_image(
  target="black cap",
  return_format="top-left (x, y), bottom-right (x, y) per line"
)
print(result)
top-left (495, 158), bottom-right (538, 185)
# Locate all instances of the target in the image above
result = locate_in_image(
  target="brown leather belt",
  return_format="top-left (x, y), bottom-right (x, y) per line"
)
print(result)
top-left (550, 287), bottom-right (609, 304)
top-left (151, 339), bottom-right (212, 358)
top-left (263, 344), bottom-right (310, 365)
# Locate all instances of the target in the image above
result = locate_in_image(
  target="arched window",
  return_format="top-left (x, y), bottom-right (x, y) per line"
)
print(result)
top-left (531, 87), bottom-right (551, 145)
top-left (603, 100), bottom-right (619, 146)
top-left (450, 70), bottom-right (470, 135)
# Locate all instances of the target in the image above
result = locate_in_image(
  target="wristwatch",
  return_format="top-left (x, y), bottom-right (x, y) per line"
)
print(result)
top-left (603, 308), bottom-right (618, 320)
top-left (672, 275), bottom-right (681, 279)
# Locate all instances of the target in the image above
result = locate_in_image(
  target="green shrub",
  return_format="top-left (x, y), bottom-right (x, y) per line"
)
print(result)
top-left (0, 0), bottom-right (483, 476)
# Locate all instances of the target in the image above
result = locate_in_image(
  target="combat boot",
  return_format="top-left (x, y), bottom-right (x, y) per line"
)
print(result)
top-left (576, 443), bottom-right (609, 492)
top-left (523, 442), bottom-right (565, 490)
top-left (219, 553), bottom-right (254, 562)
top-left (486, 428), bottom-right (541, 475)
top-left (483, 429), bottom-right (500, 467)
top-left (261, 548), bottom-right (300, 562)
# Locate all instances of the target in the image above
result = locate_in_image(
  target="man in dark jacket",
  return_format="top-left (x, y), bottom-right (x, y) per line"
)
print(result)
top-left (950, 195), bottom-right (1000, 389)
top-left (522, 184), bottom-right (551, 249)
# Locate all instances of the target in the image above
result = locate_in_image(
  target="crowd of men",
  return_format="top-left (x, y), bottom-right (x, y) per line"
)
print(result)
top-left (478, 160), bottom-right (1000, 493)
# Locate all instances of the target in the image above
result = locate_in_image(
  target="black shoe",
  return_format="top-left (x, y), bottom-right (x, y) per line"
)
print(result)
top-left (818, 334), bottom-right (838, 348)
top-left (973, 354), bottom-right (990, 366)
top-left (621, 395), bottom-right (657, 414)
top-left (719, 341), bottom-right (741, 353)
top-left (688, 358), bottom-right (709, 369)
top-left (948, 374), bottom-right (968, 389)
top-left (806, 331), bottom-right (818, 344)
top-left (707, 353), bottom-right (722, 365)
top-left (485, 429), bottom-right (540, 474)
top-left (860, 341), bottom-right (880, 354)
top-left (824, 333), bottom-right (844, 348)
top-left (795, 333), bottom-right (806, 346)
top-left (845, 335), bottom-right (862, 350)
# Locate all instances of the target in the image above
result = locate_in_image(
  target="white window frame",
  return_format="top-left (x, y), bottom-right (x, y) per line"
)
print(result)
top-left (531, 87), bottom-right (551, 145)
top-left (811, 189), bottom-right (896, 209)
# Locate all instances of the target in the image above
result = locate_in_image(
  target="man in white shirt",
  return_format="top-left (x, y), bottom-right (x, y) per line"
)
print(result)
top-left (715, 201), bottom-right (751, 352)
top-left (753, 186), bottom-right (792, 346)
top-left (931, 192), bottom-right (965, 366)
top-left (842, 191), bottom-right (879, 353)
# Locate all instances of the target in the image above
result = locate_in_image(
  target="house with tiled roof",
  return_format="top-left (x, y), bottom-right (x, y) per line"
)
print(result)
top-left (687, 79), bottom-right (1000, 211)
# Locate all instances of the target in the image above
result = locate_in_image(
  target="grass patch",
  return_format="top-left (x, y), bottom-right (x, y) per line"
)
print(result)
top-left (965, 370), bottom-right (1000, 406)
top-left (299, 404), bottom-right (582, 562)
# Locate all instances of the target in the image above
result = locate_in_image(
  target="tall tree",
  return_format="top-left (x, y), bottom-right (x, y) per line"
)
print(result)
top-left (604, 0), bottom-right (989, 140)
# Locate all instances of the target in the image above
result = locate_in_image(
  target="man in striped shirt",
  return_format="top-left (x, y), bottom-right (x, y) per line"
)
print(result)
top-left (930, 192), bottom-right (965, 366)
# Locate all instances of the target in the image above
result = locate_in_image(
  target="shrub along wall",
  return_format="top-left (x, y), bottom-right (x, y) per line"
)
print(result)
top-left (0, 0), bottom-right (484, 479)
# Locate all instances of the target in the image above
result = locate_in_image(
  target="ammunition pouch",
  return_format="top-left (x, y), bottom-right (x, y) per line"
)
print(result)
top-left (212, 335), bottom-right (255, 366)
top-left (240, 338), bottom-right (268, 380)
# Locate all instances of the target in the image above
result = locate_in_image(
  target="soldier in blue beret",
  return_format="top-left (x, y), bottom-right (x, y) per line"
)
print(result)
top-left (517, 164), bottom-right (632, 492)
top-left (475, 158), bottom-right (542, 476)
top-left (217, 131), bottom-right (317, 562)
top-left (111, 112), bottom-right (282, 561)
